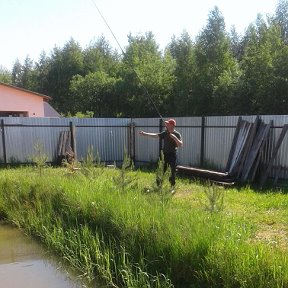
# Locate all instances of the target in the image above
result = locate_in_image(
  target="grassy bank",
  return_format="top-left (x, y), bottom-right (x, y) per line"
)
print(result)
top-left (0, 166), bottom-right (288, 287)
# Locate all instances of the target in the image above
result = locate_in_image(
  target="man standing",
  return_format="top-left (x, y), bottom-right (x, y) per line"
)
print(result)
top-left (139, 119), bottom-right (183, 187)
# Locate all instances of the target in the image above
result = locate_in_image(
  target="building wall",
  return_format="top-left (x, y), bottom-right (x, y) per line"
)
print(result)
top-left (0, 84), bottom-right (45, 117)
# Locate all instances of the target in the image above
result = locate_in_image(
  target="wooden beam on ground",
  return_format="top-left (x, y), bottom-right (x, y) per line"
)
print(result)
top-left (176, 165), bottom-right (235, 183)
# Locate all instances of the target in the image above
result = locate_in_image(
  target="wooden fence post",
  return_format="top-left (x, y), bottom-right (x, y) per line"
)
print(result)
top-left (69, 121), bottom-right (77, 161)
top-left (132, 122), bottom-right (135, 163)
top-left (128, 121), bottom-right (135, 163)
top-left (1, 119), bottom-right (7, 166)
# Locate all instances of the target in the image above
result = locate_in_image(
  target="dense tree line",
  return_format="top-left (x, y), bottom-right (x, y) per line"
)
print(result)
top-left (1, 1), bottom-right (288, 117)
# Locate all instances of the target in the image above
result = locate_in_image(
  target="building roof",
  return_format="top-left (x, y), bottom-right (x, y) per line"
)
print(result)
top-left (43, 102), bottom-right (61, 117)
top-left (0, 81), bottom-right (52, 101)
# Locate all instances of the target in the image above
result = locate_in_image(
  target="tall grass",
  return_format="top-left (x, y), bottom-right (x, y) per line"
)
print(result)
top-left (0, 167), bottom-right (288, 287)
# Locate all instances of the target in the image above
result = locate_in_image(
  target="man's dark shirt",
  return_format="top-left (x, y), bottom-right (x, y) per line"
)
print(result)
top-left (159, 130), bottom-right (182, 154)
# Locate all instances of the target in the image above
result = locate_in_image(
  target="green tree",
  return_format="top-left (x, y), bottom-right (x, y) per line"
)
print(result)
top-left (119, 32), bottom-right (175, 117)
top-left (10, 56), bottom-right (38, 91)
top-left (236, 16), bottom-right (285, 114)
top-left (0, 66), bottom-right (12, 84)
top-left (192, 6), bottom-right (239, 115)
top-left (21, 55), bottom-right (37, 91)
top-left (69, 71), bottom-right (120, 116)
top-left (46, 38), bottom-right (84, 113)
top-left (11, 59), bottom-right (23, 87)
top-left (34, 51), bottom-right (51, 95)
top-left (274, 0), bottom-right (288, 44)
top-left (167, 31), bottom-right (195, 115)
top-left (271, 43), bottom-right (288, 113)
top-left (229, 25), bottom-right (244, 61)
top-left (83, 35), bottom-right (120, 75)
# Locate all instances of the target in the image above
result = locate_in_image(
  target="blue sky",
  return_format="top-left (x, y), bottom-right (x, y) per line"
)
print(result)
top-left (0, 0), bottom-right (278, 70)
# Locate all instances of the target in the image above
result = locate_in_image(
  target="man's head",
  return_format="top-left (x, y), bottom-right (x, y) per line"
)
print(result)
top-left (165, 119), bottom-right (176, 126)
top-left (165, 119), bottom-right (176, 132)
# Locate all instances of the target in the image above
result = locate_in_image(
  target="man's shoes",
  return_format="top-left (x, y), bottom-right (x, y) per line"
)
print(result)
top-left (171, 187), bottom-right (176, 195)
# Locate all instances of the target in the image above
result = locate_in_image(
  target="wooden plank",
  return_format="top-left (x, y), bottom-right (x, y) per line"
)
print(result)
top-left (250, 121), bottom-right (274, 183)
top-left (225, 116), bottom-right (242, 171)
top-left (227, 121), bottom-right (248, 174)
top-left (240, 122), bottom-right (265, 182)
top-left (57, 131), bottom-right (65, 157)
top-left (65, 131), bottom-right (71, 152)
top-left (209, 180), bottom-right (236, 187)
top-left (250, 136), bottom-right (268, 183)
top-left (176, 165), bottom-right (235, 182)
top-left (61, 131), bottom-right (68, 156)
top-left (177, 165), bottom-right (229, 176)
top-left (240, 120), bottom-right (272, 182)
top-left (251, 121), bottom-right (273, 182)
top-left (234, 122), bottom-right (253, 165)
top-left (260, 124), bottom-right (288, 187)
top-left (70, 122), bottom-right (77, 161)
top-left (236, 116), bottom-right (261, 179)
top-left (260, 125), bottom-right (274, 168)
top-left (229, 121), bottom-right (253, 176)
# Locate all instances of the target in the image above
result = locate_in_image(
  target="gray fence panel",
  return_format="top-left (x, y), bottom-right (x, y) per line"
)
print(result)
top-left (71, 118), bottom-right (130, 163)
top-left (133, 118), bottom-right (161, 163)
top-left (204, 116), bottom-right (240, 171)
top-left (173, 117), bottom-right (202, 166)
top-left (1, 117), bottom-right (69, 163)
top-left (0, 117), bottom-right (130, 164)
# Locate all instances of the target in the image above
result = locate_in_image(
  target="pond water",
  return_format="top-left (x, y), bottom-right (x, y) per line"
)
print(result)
top-left (0, 223), bottom-right (99, 288)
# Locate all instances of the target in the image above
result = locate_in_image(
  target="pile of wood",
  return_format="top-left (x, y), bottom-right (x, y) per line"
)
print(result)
top-left (57, 131), bottom-right (74, 164)
top-left (177, 116), bottom-right (288, 186)
top-left (225, 116), bottom-right (272, 183)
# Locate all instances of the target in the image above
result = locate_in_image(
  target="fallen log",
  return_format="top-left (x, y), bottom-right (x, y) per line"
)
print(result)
top-left (176, 165), bottom-right (236, 184)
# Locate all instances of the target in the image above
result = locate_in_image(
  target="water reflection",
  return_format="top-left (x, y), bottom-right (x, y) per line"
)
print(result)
top-left (0, 223), bottom-right (96, 288)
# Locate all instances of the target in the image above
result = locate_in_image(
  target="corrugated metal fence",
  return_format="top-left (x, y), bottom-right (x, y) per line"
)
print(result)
top-left (1, 115), bottom-right (288, 177)
top-left (0, 117), bottom-right (130, 164)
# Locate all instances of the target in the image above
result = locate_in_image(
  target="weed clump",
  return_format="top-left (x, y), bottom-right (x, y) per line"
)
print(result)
top-left (80, 145), bottom-right (104, 180)
top-left (201, 181), bottom-right (225, 214)
top-left (31, 140), bottom-right (48, 176)
top-left (113, 149), bottom-right (136, 193)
